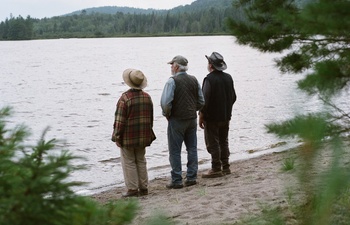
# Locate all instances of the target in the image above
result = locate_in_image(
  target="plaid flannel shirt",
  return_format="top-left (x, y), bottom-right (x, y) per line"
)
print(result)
top-left (113, 89), bottom-right (155, 148)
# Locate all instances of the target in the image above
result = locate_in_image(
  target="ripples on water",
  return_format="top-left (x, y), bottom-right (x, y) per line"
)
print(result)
top-left (0, 36), bottom-right (330, 195)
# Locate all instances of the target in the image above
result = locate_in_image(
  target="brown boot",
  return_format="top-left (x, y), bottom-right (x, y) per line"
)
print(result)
top-left (222, 168), bottom-right (231, 175)
top-left (139, 188), bottom-right (148, 196)
top-left (202, 169), bottom-right (223, 178)
top-left (122, 189), bottom-right (139, 198)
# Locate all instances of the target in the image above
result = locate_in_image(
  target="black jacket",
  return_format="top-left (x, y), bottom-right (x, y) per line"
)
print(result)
top-left (201, 70), bottom-right (237, 122)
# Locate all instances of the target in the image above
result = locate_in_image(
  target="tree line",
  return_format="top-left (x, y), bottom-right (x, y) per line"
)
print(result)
top-left (0, 15), bottom-right (35, 40)
top-left (0, 5), bottom-right (244, 40)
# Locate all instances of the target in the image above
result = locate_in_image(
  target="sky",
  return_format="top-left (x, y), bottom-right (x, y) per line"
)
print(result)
top-left (0, 0), bottom-right (196, 21)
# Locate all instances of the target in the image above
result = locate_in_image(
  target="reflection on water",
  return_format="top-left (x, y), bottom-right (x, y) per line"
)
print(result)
top-left (0, 36), bottom-right (321, 195)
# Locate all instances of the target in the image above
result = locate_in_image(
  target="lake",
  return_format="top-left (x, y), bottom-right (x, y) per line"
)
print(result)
top-left (0, 36), bottom-right (318, 195)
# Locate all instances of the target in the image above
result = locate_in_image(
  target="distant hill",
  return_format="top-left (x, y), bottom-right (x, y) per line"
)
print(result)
top-left (170, 0), bottom-right (232, 13)
top-left (64, 6), bottom-right (167, 16)
top-left (64, 0), bottom-right (233, 16)
top-left (1, 0), bottom-right (235, 40)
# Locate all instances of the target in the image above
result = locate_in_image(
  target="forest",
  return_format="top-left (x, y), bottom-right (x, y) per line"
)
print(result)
top-left (0, 0), bottom-right (243, 40)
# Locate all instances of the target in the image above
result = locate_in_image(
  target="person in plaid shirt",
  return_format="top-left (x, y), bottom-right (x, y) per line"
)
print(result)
top-left (112, 68), bottom-right (156, 197)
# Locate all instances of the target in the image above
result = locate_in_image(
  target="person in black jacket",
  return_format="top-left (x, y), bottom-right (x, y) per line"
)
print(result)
top-left (199, 52), bottom-right (237, 178)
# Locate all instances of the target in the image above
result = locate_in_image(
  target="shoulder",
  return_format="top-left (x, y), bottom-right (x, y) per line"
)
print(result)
top-left (223, 71), bottom-right (232, 76)
top-left (166, 76), bottom-right (175, 83)
top-left (122, 89), bottom-right (133, 97)
top-left (121, 89), bottom-right (142, 100)
top-left (185, 73), bottom-right (198, 82)
top-left (141, 90), bottom-right (152, 98)
top-left (205, 72), bottom-right (216, 80)
top-left (120, 90), bottom-right (130, 98)
top-left (223, 72), bottom-right (234, 81)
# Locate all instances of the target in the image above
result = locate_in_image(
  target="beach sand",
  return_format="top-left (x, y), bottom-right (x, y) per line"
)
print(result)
top-left (91, 148), bottom-right (304, 225)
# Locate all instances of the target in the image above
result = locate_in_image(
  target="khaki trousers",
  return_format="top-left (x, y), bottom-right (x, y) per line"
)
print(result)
top-left (120, 146), bottom-right (148, 190)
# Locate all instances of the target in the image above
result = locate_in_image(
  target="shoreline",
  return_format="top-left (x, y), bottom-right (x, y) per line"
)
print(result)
top-left (80, 141), bottom-right (298, 197)
top-left (90, 148), bottom-right (300, 224)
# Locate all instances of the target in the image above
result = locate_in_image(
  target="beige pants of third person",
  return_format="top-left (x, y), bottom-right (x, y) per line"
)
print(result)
top-left (120, 146), bottom-right (148, 190)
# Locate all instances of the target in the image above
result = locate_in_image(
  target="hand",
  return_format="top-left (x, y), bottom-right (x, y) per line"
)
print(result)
top-left (111, 134), bottom-right (116, 142)
top-left (199, 112), bottom-right (205, 129)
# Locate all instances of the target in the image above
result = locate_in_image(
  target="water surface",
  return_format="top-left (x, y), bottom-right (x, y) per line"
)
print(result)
top-left (0, 36), bottom-right (318, 194)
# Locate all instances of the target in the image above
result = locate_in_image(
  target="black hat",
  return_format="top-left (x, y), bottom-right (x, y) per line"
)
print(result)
top-left (205, 52), bottom-right (227, 71)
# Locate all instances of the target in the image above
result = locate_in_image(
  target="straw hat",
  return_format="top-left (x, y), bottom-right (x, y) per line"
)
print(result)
top-left (122, 68), bottom-right (147, 89)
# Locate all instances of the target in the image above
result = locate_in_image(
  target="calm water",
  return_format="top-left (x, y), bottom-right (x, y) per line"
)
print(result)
top-left (0, 36), bottom-right (319, 195)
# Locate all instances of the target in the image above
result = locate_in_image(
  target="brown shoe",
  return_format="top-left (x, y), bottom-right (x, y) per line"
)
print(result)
top-left (222, 168), bottom-right (231, 175)
top-left (122, 189), bottom-right (139, 198)
top-left (139, 188), bottom-right (148, 196)
top-left (202, 170), bottom-right (223, 178)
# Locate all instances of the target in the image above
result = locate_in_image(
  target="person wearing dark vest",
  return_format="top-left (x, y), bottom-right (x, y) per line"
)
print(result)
top-left (199, 52), bottom-right (237, 178)
top-left (161, 55), bottom-right (205, 189)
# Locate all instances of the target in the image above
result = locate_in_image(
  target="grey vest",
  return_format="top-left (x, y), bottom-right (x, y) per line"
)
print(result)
top-left (171, 74), bottom-right (199, 120)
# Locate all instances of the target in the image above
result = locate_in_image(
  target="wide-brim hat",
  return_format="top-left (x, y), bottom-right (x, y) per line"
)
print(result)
top-left (122, 68), bottom-right (147, 90)
top-left (205, 52), bottom-right (227, 71)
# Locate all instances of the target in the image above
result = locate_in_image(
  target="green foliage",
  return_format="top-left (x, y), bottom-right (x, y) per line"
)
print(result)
top-left (293, 139), bottom-right (350, 225)
top-left (229, 0), bottom-right (350, 142)
top-left (0, 15), bottom-right (34, 40)
top-left (266, 113), bottom-right (342, 142)
top-left (236, 206), bottom-right (285, 225)
top-left (0, 106), bottom-right (138, 225)
top-left (298, 60), bottom-right (349, 97)
top-left (228, 0), bottom-right (350, 224)
top-left (228, 0), bottom-right (350, 104)
top-left (142, 211), bottom-right (176, 225)
top-left (281, 157), bottom-right (295, 171)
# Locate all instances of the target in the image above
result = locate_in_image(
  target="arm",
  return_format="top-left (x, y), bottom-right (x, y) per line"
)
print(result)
top-left (199, 78), bottom-right (211, 129)
top-left (160, 78), bottom-right (175, 119)
top-left (113, 95), bottom-right (127, 147)
top-left (232, 81), bottom-right (237, 105)
top-left (197, 81), bottom-right (205, 111)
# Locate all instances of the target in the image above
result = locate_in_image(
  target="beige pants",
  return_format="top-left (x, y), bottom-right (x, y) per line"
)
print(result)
top-left (120, 146), bottom-right (148, 190)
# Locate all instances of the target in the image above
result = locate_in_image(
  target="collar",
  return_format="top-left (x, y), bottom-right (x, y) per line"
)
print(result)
top-left (174, 71), bottom-right (187, 76)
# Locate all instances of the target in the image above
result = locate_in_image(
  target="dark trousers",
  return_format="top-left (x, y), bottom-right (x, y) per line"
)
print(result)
top-left (204, 121), bottom-right (230, 171)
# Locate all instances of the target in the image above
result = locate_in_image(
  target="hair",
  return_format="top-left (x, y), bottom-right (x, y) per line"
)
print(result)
top-left (208, 62), bottom-right (218, 71)
top-left (174, 62), bottom-right (188, 72)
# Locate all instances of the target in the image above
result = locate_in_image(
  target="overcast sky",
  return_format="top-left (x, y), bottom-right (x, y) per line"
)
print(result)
top-left (0, 0), bottom-right (196, 21)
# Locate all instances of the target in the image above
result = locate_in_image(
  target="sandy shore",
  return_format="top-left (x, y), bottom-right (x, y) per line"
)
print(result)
top-left (91, 148), bottom-right (305, 225)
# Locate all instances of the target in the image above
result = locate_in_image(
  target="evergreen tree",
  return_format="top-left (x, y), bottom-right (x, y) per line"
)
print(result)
top-left (0, 106), bottom-right (138, 225)
top-left (228, 0), bottom-right (350, 224)
top-left (228, 0), bottom-right (350, 145)
top-left (0, 16), bottom-right (34, 40)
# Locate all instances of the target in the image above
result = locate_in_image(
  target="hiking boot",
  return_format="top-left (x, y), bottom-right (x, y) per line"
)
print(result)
top-left (184, 180), bottom-right (197, 187)
top-left (139, 188), bottom-right (148, 196)
top-left (202, 170), bottom-right (223, 178)
top-left (222, 168), bottom-right (231, 175)
top-left (166, 183), bottom-right (183, 189)
top-left (122, 189), bottom-right (139, 198)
